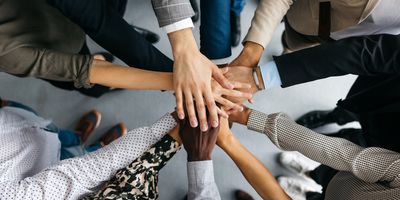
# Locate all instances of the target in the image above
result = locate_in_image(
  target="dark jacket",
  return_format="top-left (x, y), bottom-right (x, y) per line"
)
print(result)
top-left (274, 34), bottom-right (400, 152)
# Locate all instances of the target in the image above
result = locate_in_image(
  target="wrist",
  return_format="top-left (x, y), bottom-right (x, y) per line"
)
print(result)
top-left (219, 134), bottom-right (238, 152)
top-left (241, 42), bottom-right (264, 67)
top-left (168, 28), bottom-right (198, 57)
top-left (188, 153), bottom-right (212, 162)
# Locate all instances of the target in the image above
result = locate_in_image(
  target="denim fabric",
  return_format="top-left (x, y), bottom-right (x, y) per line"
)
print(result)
top-left (231, 0), bottom-right (245, 16)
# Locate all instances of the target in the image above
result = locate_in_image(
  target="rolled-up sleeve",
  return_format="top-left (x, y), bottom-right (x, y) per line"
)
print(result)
top-left (0, 47), bottom-right (93, 88)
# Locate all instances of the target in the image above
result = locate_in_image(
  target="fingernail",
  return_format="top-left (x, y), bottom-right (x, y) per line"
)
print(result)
top-left (191, 120), bottom-right (198, 127)
top-left (201, 124), bottom-right (208, 131)
top-left (178, 113), bottom-right (184, 119)
top-left (212, 120), bottom-right (219, 127)
top-left (227, 83), bottom-right (234, 89)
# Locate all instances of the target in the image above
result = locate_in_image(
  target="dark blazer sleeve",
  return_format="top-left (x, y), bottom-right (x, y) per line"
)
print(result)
top-left (274, 34), bottom-right (400, 87)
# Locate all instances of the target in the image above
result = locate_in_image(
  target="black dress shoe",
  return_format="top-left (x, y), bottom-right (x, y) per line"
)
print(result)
top-left (234, 189), bottom-right (255, 200)
top-left (132, 26), bottom-right (160, 44)
top-left (190, 0), bottom-right (199, 23)
top-left (230, 12), bottom-right (241, 47)
top-left (94, 52), bottom-right (114, 63)
top-left (296, 110), bottom-right (334, 129)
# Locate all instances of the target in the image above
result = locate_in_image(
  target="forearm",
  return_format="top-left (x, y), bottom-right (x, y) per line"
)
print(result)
top-left (89, 59), bottom-right (173, 90)
top-left (219, 134), bottom-right (290, 200)
top-left (0, 114), bottom-right (176, 200)
top-left (274, 34), bottom-right (400, 87)
top-left (248, 111), bottom-right (400, 186)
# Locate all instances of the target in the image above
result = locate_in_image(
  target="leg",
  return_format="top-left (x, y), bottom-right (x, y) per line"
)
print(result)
top-left (58, 129), bottom-right (81, 147)
top-left (307, 165), bottom-right (338, 198)
top-left (49, 0), bottom-right (173, 72)
top-left (230, 0), bottom-right (245, 46)
top-left (200, 0), bottom-right (232, 60)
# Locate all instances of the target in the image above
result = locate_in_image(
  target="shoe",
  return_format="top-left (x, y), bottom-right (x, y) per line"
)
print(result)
top-left (99, 123), bottom-right (127, 146)
top-left (230, 12), bottom-right (241, 47)
top-left (277, 176), bottom-right (322, 200)
top-left (295, 110), bottom-right (334, 129)
top-left (234, 189), bottom-right (255, 200)
top-left (94, 52), bottom-right (114, 63)
top-left (75, 110), bottom-right (102, 144)
top-left (190, 0), bottom-right (199, 23)
top-left (279, 151), bottom-right (320, 174)
top-left (132, 26), bottom-right (160, 44)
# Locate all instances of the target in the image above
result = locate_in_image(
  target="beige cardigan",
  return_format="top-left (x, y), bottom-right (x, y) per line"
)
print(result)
top-left (244, 0), bottom-right (380, 48)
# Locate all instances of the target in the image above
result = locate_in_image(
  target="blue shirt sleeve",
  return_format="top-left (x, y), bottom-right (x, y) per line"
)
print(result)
top-left (260, 61), bottom-right (282, 89)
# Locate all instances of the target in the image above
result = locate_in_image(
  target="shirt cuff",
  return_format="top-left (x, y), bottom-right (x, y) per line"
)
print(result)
top-left (259, 61), bottom-right (282, 89)
top-left (162, 18), bottom-right (194, 34)
top-left (187, 160), bottom-right (215, 185)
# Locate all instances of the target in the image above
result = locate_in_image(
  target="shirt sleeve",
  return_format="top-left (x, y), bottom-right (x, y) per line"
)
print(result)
top-left (259, 61), bottom-right (282, 89)
top-left (247, 110), bottom-right (400, 188)
top-left (0, 114), bottom-right (177, 200)
top-left (187, 161), bottom-right (221, 200)
top-left (151, 0), bottom-right (195, 27)
top-left (0, 47), bottom-right (94, 88)
top-left (162, 18), bottom-right (194, 33)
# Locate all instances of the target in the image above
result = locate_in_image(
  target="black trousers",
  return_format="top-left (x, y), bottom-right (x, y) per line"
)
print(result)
top-left (46, 0), bottom-right (173, 97)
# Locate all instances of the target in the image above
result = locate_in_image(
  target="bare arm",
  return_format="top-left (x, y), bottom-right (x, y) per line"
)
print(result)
top-left (217, 119), bottom-right (291, 200)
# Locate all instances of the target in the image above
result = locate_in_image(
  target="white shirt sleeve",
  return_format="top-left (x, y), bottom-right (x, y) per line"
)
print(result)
top-left (0, 114), bottom-right (177, 200)
top-left (187, 161), bottom-right (221, 200)
top-left (162, 18), bottom-right (194, 33)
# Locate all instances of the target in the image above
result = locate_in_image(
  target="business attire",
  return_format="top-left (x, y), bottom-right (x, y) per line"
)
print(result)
top-left (260, 34), bottom-right (400, 152)
top-left (244, 0), bottom-right (400, 51)
top-left (48, 0), bottom-right (175, 72)
top-left (254, 34), bottom-right (400, 199)
top-left (246, 111), bottom-right (400, 200)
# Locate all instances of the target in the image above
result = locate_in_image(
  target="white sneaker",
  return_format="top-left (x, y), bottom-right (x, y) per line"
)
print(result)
top-left (279, 151), bottom-right (320, 174)
top-left (278, 176), bottom-right (323, 200)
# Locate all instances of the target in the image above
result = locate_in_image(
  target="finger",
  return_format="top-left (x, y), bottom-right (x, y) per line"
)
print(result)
top-left (220, 67), bottom-right (229, 75)
top-left (221, 88), bottom-right (253, 99)
top-left (249, 98), bottom-right (255, 104)
top-left (212, 66), bottom-right (233, 89)
top-left (184, 89), bottom-right (198, 128)
top-left (230, 81), bottom-right (251, 89)
top-left (204, 89), bottom-right (219, 128)
top-left (175, 89), bottom-right (185, 119)
top-left (193, 91), bottom-right (208, 132)
top-left (215, 96), bottom-right (243, 112)
top-left (216, 107), bottom-right (229, 118)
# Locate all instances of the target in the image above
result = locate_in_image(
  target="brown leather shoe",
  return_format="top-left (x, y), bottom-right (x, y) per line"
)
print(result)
top-left (235, 189), bottom-right (255, 200)
top-left (75, 110), bottom-right (102, 144)
top-left (99, 123), bottom-right (127, 146)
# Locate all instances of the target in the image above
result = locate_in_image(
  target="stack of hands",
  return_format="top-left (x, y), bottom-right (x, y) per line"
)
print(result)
top-left (169, 28), bottom-right (264, 132)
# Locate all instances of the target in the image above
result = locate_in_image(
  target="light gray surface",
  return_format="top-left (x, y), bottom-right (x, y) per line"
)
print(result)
top-left (0, 0), bottom-right (358, 199)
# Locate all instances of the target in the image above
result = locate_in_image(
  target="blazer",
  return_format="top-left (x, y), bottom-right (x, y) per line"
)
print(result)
top-left (0, 0), bottom-right (93, 88)
top-left (151, 0), bottom-right (195, 27)
top-left (244, 0), bottom-right (380, 48)
top-left (273, 34), bottom-right (400, 152)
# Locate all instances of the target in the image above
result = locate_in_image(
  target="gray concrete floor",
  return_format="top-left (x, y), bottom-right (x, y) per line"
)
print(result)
top-left (0, 0), bottom-right (359, 199)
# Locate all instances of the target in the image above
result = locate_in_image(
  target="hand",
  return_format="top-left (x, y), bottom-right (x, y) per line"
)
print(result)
top-left (179, 117), bottom-right (220, 162)
top-left (229, 41), bottom-right (264, 68)
top-left (211, 68), bottom-right (253, 112)
top-left (223, 66), bottom-right (258, 104)
top-left (228, 106), bottom-right (252, 126)
top-left (169, 28), bottom-right (233, 132)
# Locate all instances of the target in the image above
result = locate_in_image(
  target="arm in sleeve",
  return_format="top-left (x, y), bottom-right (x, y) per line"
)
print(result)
top-left (247, 110), bottom-right (400, 187)
top-left (0, 47), bottom-right (94, 88)
top-left (243, 0), bottom-right (293, 48)
top-left (274, 34), bottom-right (400, 87)
top-left (187, 161), bottom-right (221, 200)
top-left (151, 0), bottom-right (195, 27)
top-left (0, 114), bottom-right (177, 200)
